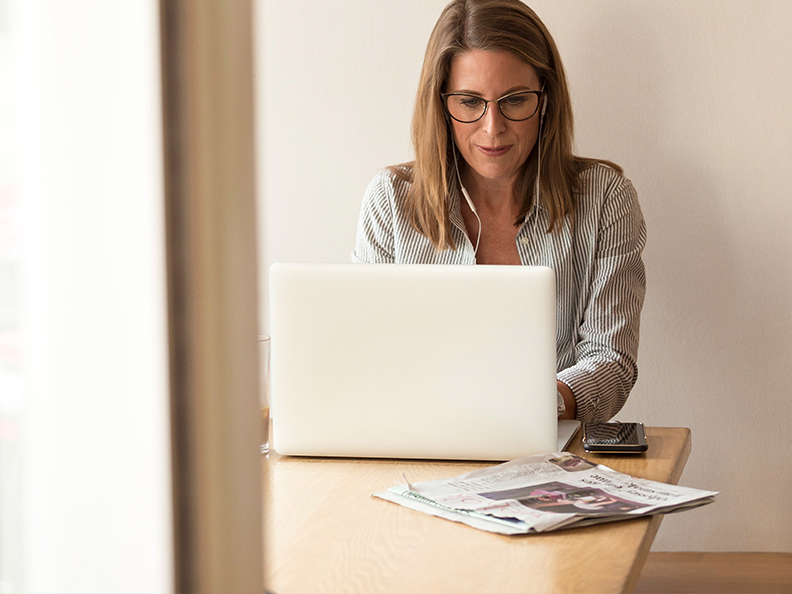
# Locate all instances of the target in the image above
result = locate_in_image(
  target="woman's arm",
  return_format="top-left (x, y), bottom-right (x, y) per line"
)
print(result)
top-left (557, 176), bottom-right (647, 422)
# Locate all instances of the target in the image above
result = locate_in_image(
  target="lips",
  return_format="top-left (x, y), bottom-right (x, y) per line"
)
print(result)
top-left (476, 145), bottom-right (512, 157)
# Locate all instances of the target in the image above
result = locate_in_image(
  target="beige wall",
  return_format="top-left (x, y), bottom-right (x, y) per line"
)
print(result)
top-left (257, 0), bottom-right (792, 551)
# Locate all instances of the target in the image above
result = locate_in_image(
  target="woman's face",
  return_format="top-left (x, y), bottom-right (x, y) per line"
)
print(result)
top-left (445, 49), bottom-right (542, 190)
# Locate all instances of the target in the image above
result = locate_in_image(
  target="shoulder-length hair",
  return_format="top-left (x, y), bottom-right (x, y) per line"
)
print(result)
top-left (399, 0), bottom-right (621, 250)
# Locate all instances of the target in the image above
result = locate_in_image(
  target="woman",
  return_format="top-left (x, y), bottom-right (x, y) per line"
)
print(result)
top-left (352, 0), bottom-right (646, 423)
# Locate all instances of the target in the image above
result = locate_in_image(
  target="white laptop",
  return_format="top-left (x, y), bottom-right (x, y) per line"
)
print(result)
top-left (269, 263), bottom-right (578, 461)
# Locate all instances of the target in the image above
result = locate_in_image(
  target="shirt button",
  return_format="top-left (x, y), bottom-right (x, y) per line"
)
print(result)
top-left (520, 237), bottom-right (531, 245)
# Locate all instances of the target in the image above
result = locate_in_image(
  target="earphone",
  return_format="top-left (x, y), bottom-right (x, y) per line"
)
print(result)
top-left (452, 144), bottom-right (482, 255)
top-left (535, 93), bottom-right (547, 210)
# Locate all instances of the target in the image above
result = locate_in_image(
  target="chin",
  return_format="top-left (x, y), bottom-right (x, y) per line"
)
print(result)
top-left (475, 164), bottom-right (523, 182)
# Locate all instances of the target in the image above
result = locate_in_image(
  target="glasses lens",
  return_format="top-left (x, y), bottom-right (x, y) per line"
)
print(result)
top-left (445, 94), bottom-right (486, 123)
top-left (499, 92), bottom-right (540, 121)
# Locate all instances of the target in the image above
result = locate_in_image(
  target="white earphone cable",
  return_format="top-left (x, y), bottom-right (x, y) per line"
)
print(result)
top-left (535, 95), bottom-right (547, 211)
top-left (452, 145), bottom-right (482, 256)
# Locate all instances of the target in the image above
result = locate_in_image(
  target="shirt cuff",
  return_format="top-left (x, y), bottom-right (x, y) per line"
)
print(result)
top-left (557, 365), bottom-right (600, 423)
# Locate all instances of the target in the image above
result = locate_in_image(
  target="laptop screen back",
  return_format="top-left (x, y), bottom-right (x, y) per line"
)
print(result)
top-left (269, 263), bottom-right (557, 460)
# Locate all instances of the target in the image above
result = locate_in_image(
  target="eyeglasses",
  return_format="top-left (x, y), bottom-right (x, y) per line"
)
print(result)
top-left (442, 90), bottom-right (543, 123)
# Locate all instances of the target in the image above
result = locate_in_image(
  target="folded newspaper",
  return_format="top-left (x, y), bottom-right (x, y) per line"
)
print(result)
top-left (373, 453), bottom-right (717, 535)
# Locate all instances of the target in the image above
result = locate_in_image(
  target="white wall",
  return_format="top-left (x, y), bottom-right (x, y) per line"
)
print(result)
top-left (257, 0), bottom-right (792, 551)
top-left (2, 1), bottom-right (173, 591)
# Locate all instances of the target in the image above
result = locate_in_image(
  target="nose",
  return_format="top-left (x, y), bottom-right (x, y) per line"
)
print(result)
top-left (481, 101), bottom-right (508, 136)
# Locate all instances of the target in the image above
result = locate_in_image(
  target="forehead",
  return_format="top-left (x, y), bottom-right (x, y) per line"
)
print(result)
top-left (446, 49), bottom-right (540, 94)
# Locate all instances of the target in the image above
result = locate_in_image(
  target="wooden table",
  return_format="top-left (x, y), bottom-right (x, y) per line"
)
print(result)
top-left (263, 427), bottom-right (691, 594)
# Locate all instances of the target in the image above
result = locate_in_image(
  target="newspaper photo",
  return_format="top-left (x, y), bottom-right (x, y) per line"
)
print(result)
top-left (373, 453), bottom-right (717, 535)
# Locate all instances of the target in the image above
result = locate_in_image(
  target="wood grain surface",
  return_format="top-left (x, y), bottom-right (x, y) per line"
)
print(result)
top-left (263, 427), bottom-right (692, 594)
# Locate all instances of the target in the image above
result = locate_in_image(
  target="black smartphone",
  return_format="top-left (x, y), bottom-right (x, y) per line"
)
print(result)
top-left (582, 422), bottom-right (648, 453)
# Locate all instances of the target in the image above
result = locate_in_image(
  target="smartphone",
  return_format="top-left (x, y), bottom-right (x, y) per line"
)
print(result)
top-left (582, 422), bottom-right (648, 453)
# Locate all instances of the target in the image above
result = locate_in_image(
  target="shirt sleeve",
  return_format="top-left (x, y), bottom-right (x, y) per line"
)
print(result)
top-left (557, 177), bottom-right (647, 422)
top-left (352, 170), bottom-right (396, 264)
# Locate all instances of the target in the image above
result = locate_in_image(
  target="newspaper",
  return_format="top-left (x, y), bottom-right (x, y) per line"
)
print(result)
top-left (373, 453), bottom-right (717, 535)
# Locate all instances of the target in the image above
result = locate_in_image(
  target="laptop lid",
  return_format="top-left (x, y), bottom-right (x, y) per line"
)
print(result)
top-left (269, 263), bottom-right (558, 461)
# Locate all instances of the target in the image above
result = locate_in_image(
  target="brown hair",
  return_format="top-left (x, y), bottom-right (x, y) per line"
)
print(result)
top-left (397, 0), bottom-right (621, 250)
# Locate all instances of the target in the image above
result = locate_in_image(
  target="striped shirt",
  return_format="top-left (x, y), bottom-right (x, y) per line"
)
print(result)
top-left (352, 163), bottom-right (646, 423)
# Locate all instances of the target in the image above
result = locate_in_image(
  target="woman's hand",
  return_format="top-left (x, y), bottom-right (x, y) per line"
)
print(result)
top-left (557, 380), bottom-right (577, 420)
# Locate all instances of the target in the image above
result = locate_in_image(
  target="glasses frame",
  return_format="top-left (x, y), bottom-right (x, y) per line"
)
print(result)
top-left (441, 89), bottom-right (543, 123)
